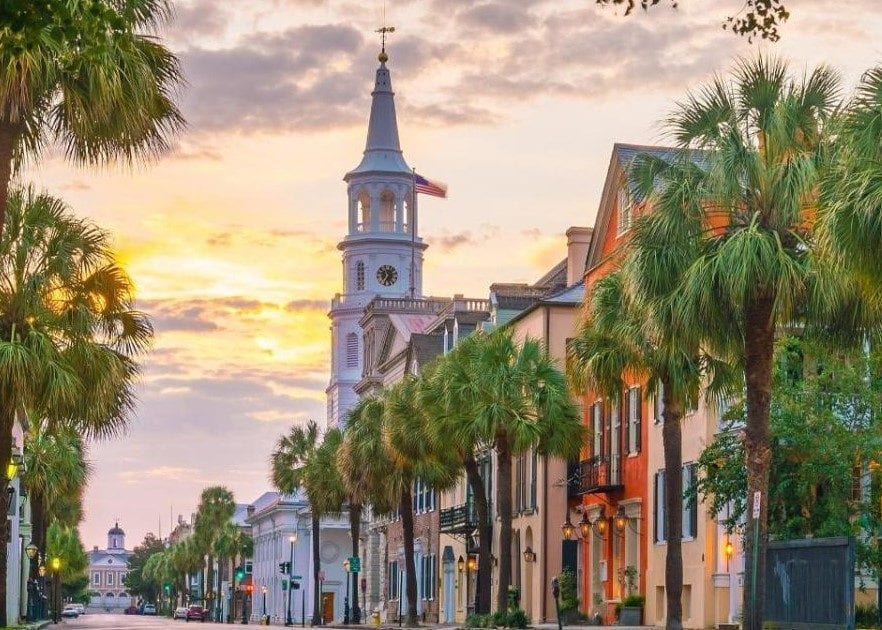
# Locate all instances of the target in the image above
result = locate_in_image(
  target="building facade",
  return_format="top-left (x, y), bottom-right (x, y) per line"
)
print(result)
top-left (88, 523), bottom-right (133, 611)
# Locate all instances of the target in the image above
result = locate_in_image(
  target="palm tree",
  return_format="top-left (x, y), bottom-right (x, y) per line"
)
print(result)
top-left (421, 343), bottom-right (494, 614)
top-left (630, 56), bottom-right (879, 630)
top-left (383, 377), bottom-right (462, 626)
top-left (194, 486), bottom-right (236, 616)
top-left (0, 188), bottom-right (152, 624)
top-left (0, 1), bottom-right (184, 239)
top-left (21, 419), bottom-right (90, 578)
top-left (271, 421), bottom-right (345, 625)
top-left (215, 522), bottom-right (249, 621)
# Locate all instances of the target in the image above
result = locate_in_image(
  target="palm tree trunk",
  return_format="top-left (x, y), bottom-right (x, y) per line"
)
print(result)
top-left (0, 398), bottom-right (15, 627)
top-left (496, 434), bottom-right (513, 613)
top-left (0, 121), bottom-right (21, 242)
top-left (742, 294), bottom-right (776, 630)
top-left (311, 516), bottom-right (322, 626)
top-left (349, 502), bottom-right (362, 623)
top-left (400, 486), bottom-right (419, 627)
top-left (463, 453), bottom-right (491, 615)
top-left (661, 375), bottom-right (684, 630)
top-left (31, 491), bottom-right (46, 580)
top-left (207, 554), bottom-right (214, 618)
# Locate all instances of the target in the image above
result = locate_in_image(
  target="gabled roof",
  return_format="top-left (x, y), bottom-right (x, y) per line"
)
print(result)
top-left (408, 333), bottom-right (444, 371)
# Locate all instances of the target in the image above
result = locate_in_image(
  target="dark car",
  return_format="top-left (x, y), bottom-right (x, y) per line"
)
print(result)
top-left (186, 605), bottom-right (207, 622)
top-left (124, 605), bottom-right (140, 615)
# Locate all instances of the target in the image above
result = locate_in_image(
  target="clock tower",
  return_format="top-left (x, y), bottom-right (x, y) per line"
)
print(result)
top-left (325, 48), bottom-right (427, 430)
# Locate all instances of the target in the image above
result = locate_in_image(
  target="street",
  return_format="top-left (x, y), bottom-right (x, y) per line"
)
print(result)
top-left (61, 615), bottom-right (223, 629)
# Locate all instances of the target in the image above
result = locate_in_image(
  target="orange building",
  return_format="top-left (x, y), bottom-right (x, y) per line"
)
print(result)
top-left (570, 144), bottom-right (675, 623)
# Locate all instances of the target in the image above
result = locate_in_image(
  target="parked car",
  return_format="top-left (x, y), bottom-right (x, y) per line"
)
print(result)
top-left (143, 603), bottom-right (157, 615)
top-left (186, 605), bottom-right (207, 622)
top-left (124, 605), bottom-right (140, 615)
top-left (61, 604), bottom-right (80, 618)
top-left (74, 603), bottom-right (86, 615)
top-left (174, 606), bottom-right (189, 620)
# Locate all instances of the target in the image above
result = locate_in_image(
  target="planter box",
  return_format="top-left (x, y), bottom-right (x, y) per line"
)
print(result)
top-left (618, 606), bottom-right (642, 625)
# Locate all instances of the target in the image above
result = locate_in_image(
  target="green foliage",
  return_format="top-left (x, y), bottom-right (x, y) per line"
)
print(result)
top-left (505, 609), bottom-right (529, 629)
top-left (490, 611), bottom-right (508, 627)
top-left (593, 0), bottom-right (790, 41)
top-left (464, 610), bottom-right (529, 629)
top-left (465, 613), bottom-right (489, 628)
top-left (46, 522), bottom-right (88, 585)
top-left (557, 567), bottom-right (579, 613)
top-left (694, 336), bottom-right (882, 573)
top-left (621, 594), bottom-right (645, 608)
top-left (124, 533), bottom-right (166, 602)
top-left (855, 604), bottom-right (880, 629)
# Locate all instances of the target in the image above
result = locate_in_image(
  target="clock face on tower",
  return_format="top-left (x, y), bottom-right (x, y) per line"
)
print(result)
top-left (376, 265), bottom-right (398, 286)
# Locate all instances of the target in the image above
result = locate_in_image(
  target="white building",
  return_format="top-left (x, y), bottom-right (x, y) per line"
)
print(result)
top-left (87, 523), bottom-right (132, 611)
top-left (325, 46), bottom-right (426, 431)
top-left (246, 492), bottom-right (352, 624)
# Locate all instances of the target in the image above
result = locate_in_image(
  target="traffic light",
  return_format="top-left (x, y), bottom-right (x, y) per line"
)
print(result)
top-left (245, 584), bottom-right (254, 594)
top-left (281, 579), bottom-right (288, 591)
top-left (164, 584), bottom-right (171, 594)
top-left (292, 581), bottom-right (300, 590)
top-left (235, 567), bottom-right (245, 581)
top-left (278, 561), bottom-right (291, 574)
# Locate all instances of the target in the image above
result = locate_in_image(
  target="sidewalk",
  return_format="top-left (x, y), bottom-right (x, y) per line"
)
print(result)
top-left (322, 624), bottom-right (654, 630)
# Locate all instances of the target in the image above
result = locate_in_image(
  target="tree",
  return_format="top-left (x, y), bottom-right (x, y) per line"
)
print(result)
top-left (383, 377), bottom-right (461, 626)
top-left (46, 522), bottom-right (89, 600)
top-left (0, 0), bottom-right (184, 240)
top-left (194, 486), bottom-right (236, 617)
top-left (594, 0), bottom-right (791, 41)
top-left (125, 533), bottom-right (167, 604)
top-left (271, 420), bottom-right (345, 625)
top-left (21, 420), bottom-right (90, 564)
top-left (0, 187), bottom-right (152, 624)
top-left (214, 522), bottom-right (250, 621)
top-left (694, 336), bottom-right (882, 576)
top-left (628, 56), bottom-right (879, 630)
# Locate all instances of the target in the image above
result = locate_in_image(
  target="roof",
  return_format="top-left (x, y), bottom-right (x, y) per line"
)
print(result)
top-left (108, 522), bottom-right (124, 536)
top-left (346, 58), bottom-right (411, 177)
top-left (409, 333), bottom-right (444, 369)
top-left (542, 282), bottom-right (585, 304)
top-left (533, 258), bottom-right (568, 291)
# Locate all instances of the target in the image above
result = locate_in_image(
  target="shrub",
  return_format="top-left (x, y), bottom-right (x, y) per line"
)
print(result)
top-left (506, 609), bottom-right (529, 629)
top-left (855, 604), bottom-right (880, 629)
top-left (491, 611), bottom-right (508, 627)
top-left (557, 568), bottom-right (579, 613)
top-left (465, 614), bottom-right (489, 628)
top-left (621, 594), bottom-right (645, 608)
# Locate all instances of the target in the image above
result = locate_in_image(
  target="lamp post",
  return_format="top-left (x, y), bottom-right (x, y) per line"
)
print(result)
top-left (38, 564), bottom-right (47, 620)
top-left (50, 556), bottom-right (61, 624)
top-left (342, 559), bottom-right (350, 625)
top-left (25, 543), bottom-right (38, 621)
top-left (261, 586), bottom-right (267, 621)
top-left (286, 533), bottom-right (297, 627)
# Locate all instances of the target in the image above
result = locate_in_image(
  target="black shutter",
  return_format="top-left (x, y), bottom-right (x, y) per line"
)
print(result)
top-left (653, 472), bottom-right (659, 543)
top-left (635, 386), bottom-right (642, 453)
top-left (561, 539), bottom-right (578, 574)
top-left (689, 464), bottom-right (698, 538)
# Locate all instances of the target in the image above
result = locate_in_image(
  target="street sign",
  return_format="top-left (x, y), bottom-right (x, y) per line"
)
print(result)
top-left (348, 556), bottom-right (361, 572)
top-left (752, 491), bottom-right (761, 519)
top-left (293, 575), bottom-right (302, 580)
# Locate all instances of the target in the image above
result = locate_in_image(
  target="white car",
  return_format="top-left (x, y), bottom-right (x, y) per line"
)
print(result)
top-left (61, 604), bottom-right (80, 618)
top-left (74, 603), bottom-right (86, 615)
top-left (174, 607), bottom-right (188, 620)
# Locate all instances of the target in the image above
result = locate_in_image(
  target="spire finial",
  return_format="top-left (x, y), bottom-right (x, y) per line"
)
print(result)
top-left (376, 5), bottom-right (395, 64)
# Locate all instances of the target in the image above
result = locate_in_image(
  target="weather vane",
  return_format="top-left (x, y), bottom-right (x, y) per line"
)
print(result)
top-left (376, 4), bottom-right (395, 62)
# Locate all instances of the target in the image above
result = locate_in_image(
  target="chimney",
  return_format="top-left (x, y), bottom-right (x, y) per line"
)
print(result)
top-left (565, 227), bottom-right (592, 287)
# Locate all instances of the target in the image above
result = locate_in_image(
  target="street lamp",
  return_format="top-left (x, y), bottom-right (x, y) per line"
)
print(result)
top-left (286, 532), bottom-right (297, 626)
top-left (261, 586), bottom-right (267, 621)
top-left (342, 559), bottom-right (351, 624)
top-left (6, 458), bottom-right (17, 481)
top-left (561, 514), bottom-right (575, 540)
top-left (457, 556), bottom-right (464, 572)
top-left (50, 557), bottom-right (61, 624)
top-left (579, 512), bottom-right (591, 540)
top-left (25, 543), bottom-right (38, 560)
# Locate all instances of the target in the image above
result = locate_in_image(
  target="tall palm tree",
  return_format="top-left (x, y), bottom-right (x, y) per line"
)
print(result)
top-left (631, 56), bottom-right (879, 630)
top-left (383, 377), bottom-right (461, 626)
top-left (0, 1), bottom-right (185, 239)
top-left (0, 187), bottom-right (151, 624)
top-left (194, 486), bottom-right (236, 617)
top-left (21, 419), bottom-right (90, 577)
top-left (421, 343), bottom-right (494, 614)
top-left (271, 420), bottom-right (345, 625)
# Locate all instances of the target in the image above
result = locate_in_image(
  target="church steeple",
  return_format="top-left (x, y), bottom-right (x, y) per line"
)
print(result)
top-left (346, 52), bottom-right (410, 177)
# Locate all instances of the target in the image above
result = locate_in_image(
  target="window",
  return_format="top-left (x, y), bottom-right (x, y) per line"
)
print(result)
top-left (683, 463), bottom-right (698, 539)
top-left (387, 562), bottom-right (399, 599)
top-left (515, 453), bottom-right (527, 513)
top-left (357, 191), bottom-right (371, 229)
top-left (355, 261), bottom-right (365, 291)
top-left (107, 572), bottom-right (114, 586)
top-left (529, 450), bottom-right (538, 511)
top-left (610, 402), bottom-right (621, 484)
top-left (93, 572), bottom-right (101, 586)
top-left (592, 402), bottom-right (603, 457)
top-left (625, 386), bottom-right (642, 454)
top-left (617, 185), bottom-right (632, 235)
top-left (420, 554), bottom-right (437, 600)
top-left (654, 470), bottom-right (666, 543)
top-left (413, 479), bottom-right (436, 513)
top-left (346, 333), bottom-right (359, 368)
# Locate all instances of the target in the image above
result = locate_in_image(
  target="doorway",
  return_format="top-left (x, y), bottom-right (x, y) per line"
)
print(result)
top-left (322, 592), bottom-right (335, 624)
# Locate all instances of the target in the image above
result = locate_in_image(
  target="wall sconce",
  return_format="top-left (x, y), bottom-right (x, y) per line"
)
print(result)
top-left (523, 547), bottom-right (536, 563)
top-left (613, 506), bottom-right (638, 533)
top-left (724, 538), bottom-right (734, 570)
top-left (579, 512), bottom-right (591, 540)
top-left (592, 506), bottom-right (607, 538)
top-left (561, 514), bottom-right (575, 540)
top-left (467, 555), bottom-right (477, 572)
top-left (457, 556), bottom-right (464, 572)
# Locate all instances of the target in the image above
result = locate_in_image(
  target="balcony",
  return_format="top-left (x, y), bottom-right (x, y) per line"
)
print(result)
top-left (440, 500), bottom-right (490, 535)
top-left (575, 455), bottom-right (623, 494)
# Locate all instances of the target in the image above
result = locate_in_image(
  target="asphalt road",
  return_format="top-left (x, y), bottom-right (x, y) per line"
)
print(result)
top-left (59, 614), bottom-right (227, 629)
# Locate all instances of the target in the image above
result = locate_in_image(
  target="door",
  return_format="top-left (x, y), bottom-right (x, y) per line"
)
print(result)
top-left (321, 592), bottom-right (334, 624)
top-left (443, 563), bottom-right (454, 623)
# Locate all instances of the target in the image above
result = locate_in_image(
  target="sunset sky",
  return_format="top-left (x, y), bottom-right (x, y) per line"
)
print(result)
top-left (24, 0), bottom-right (882, 550)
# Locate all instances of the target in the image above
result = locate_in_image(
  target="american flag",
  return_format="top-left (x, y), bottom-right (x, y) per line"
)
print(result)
top-left (414, 173), bottom-right (448, 198)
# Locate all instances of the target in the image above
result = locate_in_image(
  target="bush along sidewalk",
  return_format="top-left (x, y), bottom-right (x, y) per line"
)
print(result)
top-left (464, 609), bottom-right (529, 629)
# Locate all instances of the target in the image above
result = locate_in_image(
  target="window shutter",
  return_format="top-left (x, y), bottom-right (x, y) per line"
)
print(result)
top-left (689, 464), bottom-right (698, 538)
top-left (635, 386), bottom-right (642, 453)
top-left (653, 472), bottom-right (659, 543)
top-left (624, 389), bottom-right (631, 454)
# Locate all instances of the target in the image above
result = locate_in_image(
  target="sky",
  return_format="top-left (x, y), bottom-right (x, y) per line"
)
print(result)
top-left (23, 0), bottom-right (882, 550)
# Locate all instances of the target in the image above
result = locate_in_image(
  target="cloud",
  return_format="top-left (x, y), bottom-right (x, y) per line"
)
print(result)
top-left (285, 299), bottom-right (328, 311)
top-left (118, 466), bottom-right (200, 484)
top-left (427, 225), bottom-right (501, 252)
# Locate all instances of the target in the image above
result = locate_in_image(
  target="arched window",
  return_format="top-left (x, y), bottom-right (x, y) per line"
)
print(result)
top-left (357, 191), bottom-right (371, 230)
top-left (355, 261), bottom-right (365, 291)
top-left (404, 195), bottom-right (413, 234)
top-left (379, 189), bottom-right (395, 231)
top-left (346, 333), bottom-right (359, 368)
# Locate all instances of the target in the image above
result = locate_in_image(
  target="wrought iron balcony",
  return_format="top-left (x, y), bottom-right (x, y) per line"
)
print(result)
top-left (575, 455), bottom-right (623, 494)
top-left (440, 500), bottom-right (490, 535)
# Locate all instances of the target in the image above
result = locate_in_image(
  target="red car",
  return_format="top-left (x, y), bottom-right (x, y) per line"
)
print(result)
top-left (185, 605), bottom-right (207, 622)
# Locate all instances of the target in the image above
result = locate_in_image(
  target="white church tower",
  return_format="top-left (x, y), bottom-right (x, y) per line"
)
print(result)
top-left (325, 46), bottom-right (426, 430)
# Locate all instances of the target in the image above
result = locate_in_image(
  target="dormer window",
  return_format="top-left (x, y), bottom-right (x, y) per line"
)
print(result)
top-left (617, 184), bottom-right (633, 236)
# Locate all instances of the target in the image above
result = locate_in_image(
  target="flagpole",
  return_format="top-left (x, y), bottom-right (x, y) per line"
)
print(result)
top-left (410, 167), bottom-right (416, 299)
